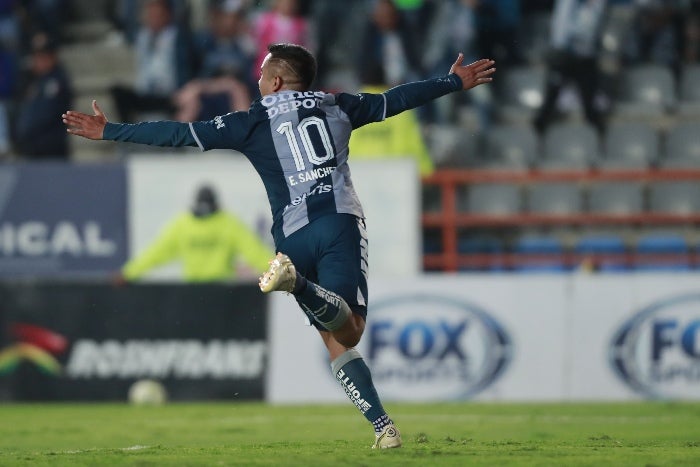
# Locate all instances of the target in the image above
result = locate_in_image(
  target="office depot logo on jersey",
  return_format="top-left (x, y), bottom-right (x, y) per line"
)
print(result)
top-left (610, 294), bottom-right (700, 399)
top-left (262, 91), bottom-right (326, 118)
top-left (366, 294), bottom-right (512, 401)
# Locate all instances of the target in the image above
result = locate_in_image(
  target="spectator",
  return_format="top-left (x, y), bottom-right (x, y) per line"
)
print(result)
top-left (422, 0), bottom-right (493, 127)
top-left (192, 1), bottom-right (254, 83)
top-left (683, 1), bottom-right (700, 64)
top-left (173, 76), bottom-right (251, 121)
top-left (0, 42), bottom-right (16, 157)
top-left (309, 0), bottom-right (365, 89)
top-left (626, 1), bottom-right (683, 73)
top-left (0, 1), bottom-right (17, 158)
top-left (358, 0), bottom-right (423, 88)
top-left (173, 0), bottom-right (254, 121)
top-left (533, 0), bottom-right (608, 134)
top-left (109, 0), bottom-right (191, 44)
top-left (251, 0), bottom-right (312, 88)
top-left (14, 33), bottom-right (72, 159)
top-left (110, 0), bottom-right (192, 122)
top-left (392, 0), bottom-right (436, 46)
top-left (22, 0), bottom-right (65, 41)
top-left (0, 1), bottom-right (19, 52)
top-left (475, 0), bottom-right (523, 67)
top-left (117, 184), bottom-right (274, 283)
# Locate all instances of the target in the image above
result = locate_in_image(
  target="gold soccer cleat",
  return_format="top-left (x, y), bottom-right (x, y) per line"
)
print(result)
top-left (259, 252), bottom-right (296, 293)
top-left (372, 424), bottom-right (402, 449)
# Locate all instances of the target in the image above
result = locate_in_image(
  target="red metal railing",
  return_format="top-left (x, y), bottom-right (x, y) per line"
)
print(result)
top-left (421, 169), bottom-right (700, 271)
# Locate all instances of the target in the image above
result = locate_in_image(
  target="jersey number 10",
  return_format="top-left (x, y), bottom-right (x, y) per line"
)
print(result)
top-left (276, 116), bottom-right (334, 171)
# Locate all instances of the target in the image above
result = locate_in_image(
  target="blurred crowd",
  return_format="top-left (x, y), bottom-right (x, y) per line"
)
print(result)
top-left (0, 0), bottom-right (698, 162)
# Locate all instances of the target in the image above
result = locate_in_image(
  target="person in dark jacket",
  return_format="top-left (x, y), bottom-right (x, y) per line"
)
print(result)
top-left (14, 33), bottom-right (72, 159)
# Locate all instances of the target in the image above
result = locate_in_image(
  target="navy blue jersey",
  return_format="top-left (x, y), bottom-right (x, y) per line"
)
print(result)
top-left (188, 90), bottom-right (391, 244)
top-left (103, 74), bottom-right (462, 246)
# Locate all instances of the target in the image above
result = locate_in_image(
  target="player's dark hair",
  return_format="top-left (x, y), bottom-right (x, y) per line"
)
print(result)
top-left (267, 43), bottom-right (316, 90)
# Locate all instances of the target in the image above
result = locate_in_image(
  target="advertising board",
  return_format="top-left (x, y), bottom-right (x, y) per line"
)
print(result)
top-left (0, 163), bottom-right (127, 278)
top-left (0, 283), bottom-right (267, 401)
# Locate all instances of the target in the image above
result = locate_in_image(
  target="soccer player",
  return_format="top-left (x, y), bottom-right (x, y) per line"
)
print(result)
top-left (62, 43), bottom-right (495, 448)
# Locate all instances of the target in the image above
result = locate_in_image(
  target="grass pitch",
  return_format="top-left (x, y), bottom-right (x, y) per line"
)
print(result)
top-left (0, 402), bottom-right (699, 466)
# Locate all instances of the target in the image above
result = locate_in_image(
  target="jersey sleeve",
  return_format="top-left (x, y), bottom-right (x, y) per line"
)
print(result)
top-left (103, 121), bottom-right (198, 147)
top-left (188, 112), bottom-right (250, 151)
top-left (383, 74), bottom-right (462, 118)
top-left (334, 92), bottom-right (388, 129)
top-left (335, 74), bottom-right (463, 129)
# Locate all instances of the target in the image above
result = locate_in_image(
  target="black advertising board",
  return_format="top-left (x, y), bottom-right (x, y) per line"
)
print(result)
top-left (0, 283), bottom-right (267, 401)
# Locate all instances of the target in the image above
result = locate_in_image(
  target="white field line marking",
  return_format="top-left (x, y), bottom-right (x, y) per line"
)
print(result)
top-left (50, 445), bottom-right (153, 455)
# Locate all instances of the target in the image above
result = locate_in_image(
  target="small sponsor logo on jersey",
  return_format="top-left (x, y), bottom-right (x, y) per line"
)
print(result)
top-left (366, 294), bottom-right (511, 400)
top-left (285, 182), bottom-right (333, 210)
top-left (610, 294), bottom-right (700, 398)
top-left (262, 91), bottom-right (326, 118)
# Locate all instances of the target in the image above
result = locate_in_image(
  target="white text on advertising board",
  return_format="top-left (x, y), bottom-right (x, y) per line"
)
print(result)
top-left (66, 339), bottom-right (266, 379)
top-left (0, 221), bottom-right (116, 256)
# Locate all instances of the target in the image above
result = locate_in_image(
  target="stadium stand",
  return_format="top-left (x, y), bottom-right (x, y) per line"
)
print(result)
top-left (588, 182), bottom-right (644, 216)
top-left (635, 232), bottom-right (692, 271)
top-left (613, 64), bottom-right (677, 120)
top-left (476, 124), bottom-right (538, 171)
top-left (457, 235), bottom-right (505, 272)
top-left (460, 183), bottom-right (521, 216)
top-left (648, 181), bottom-right (700, 215)
top-left (600, 121), bottom-right (659, 170)
top-left (495, 66), bottom-right (546, 123)
top-left (660, 122), bottom-right (700, 168)
top-left (678, 64), bottom-right (700, 118)
top-left (539, 122), bottom-right (600, 171)
top-left (575, 233), bottom-right (628, 272)
top-left (512, 234), bottom-right (567, 273)
top-left (526, 183), bottom-right (582, 215)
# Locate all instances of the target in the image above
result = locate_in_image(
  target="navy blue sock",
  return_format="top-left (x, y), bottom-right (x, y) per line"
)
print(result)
top-left (292, 272), bottom-right (307, 295)
top-left (331, 349), bottom-right (393, 434)
top-left (294, 280), bottom-right (350, 331)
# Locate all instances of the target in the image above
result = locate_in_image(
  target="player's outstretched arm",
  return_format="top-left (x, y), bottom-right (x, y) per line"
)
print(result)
top-left (63, 100), bottom-right (198, 148)
top-left (450, 54), bottom-right (496, 91)
top-left (62, 100), bottom-right (107, 140)
top-left (379, 54), bottom-right (496, 119)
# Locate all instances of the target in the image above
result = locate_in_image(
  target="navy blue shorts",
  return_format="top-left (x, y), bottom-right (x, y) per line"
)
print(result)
top-left (277, 213), bottom-right (369, 322)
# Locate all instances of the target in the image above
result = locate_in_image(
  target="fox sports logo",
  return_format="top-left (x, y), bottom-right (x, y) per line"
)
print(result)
top-left (365, 294), bottom-right (511, 401)
top-left (610, 294), bottom-right (700, 399)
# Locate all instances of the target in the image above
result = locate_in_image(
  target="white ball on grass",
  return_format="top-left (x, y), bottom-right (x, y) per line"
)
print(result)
top-left (128, 379), bottom-right (168, 406)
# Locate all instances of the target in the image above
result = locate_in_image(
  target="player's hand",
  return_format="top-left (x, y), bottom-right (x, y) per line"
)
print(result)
top-left (449, 54), bottom-right (496, 91)
top-left (62, 100), bottom-right (108, 140)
